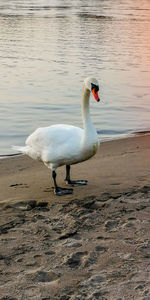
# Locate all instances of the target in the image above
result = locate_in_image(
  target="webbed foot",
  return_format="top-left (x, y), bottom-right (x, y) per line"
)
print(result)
top-left (54, 187), bottom-right (73, 196)
top-left (65, 180), bottom-right (88, 187)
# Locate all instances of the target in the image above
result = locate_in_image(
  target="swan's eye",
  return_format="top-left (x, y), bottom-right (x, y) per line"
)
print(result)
top-left (91, 83), bottom-right (99, 92)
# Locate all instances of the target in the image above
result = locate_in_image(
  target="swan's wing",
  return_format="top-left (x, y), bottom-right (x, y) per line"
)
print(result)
top-left (26, 124), bottom-right (83, 163)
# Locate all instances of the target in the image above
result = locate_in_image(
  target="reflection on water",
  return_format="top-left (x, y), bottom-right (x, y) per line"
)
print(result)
top-left (0, 0), bottom-right (150, 154)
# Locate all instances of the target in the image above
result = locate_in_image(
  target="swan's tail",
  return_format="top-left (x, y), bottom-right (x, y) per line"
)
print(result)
top-left (12, 145), bottom-right (30, 155)
top-left (12, 145), bottom-right (41, 160)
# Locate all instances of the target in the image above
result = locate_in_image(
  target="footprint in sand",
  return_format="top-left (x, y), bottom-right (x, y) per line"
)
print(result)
top-left (27, 270), bottom-right (59, 283)
top-left (9, 183), bottom-right (29, 188)
top-left (65, 251), bottom-right (88, 268)
top-left (95, 245), bottom-right (108, 253)
top-left (105, 219), bottom-right (120, 232)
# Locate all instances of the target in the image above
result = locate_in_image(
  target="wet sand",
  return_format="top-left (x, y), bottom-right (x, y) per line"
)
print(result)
top-left (0, 134), bottom-right (150, 299)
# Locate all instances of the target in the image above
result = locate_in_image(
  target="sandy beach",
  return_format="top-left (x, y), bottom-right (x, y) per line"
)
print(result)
top-left (0, 134), bottom-right (150, 299)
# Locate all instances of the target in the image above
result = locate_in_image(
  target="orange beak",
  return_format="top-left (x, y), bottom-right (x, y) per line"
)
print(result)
top-left (92, 88), bottom-right (100, 102)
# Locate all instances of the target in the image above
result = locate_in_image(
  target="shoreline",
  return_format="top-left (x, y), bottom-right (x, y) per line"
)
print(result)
top-left (0, 132), bottom-right (150, 204)
top-left (0, 130), bottom-right (150, 160)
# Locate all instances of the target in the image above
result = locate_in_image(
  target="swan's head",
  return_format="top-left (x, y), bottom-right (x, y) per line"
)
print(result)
top-left (84, 77), bottom-right (100, 102)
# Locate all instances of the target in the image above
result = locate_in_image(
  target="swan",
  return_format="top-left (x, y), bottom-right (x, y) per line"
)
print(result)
top-left (13, 77), bottom-right (100, 196)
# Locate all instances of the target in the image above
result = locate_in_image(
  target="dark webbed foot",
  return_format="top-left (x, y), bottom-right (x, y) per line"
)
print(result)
top-left (65, 165), bottom-right (88, 187)
top-left (65, 179), bottom-right (88, 187)
top-left (54, 187), bottom-right (73, 196)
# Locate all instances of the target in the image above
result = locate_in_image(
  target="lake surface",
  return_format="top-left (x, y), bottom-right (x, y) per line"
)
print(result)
top-left (0, 0), bottom-right (150, 155)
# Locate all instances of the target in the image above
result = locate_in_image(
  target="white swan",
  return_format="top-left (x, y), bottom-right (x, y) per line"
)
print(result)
top-left (13, 77), bottom-right (100, 195)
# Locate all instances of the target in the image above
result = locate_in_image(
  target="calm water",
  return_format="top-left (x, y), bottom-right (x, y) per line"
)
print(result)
top-left (0, 0), bottom-right (150, 155)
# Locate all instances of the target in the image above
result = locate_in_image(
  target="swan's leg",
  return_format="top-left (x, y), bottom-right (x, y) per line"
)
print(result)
top-left (65, 165), bottom-right (88, 187)
top-left (52, 170), bottom-right (73, 196)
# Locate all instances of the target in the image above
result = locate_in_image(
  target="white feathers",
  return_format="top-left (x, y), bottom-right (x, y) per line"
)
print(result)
top-left (13, 78), bottom-right (100, 171)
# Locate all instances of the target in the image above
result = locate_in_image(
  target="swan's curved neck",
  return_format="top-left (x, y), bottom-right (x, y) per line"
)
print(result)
top-left (82, 86), bottom-right (91, 128)
top-left (81, 85), bottom-right (97, 142)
